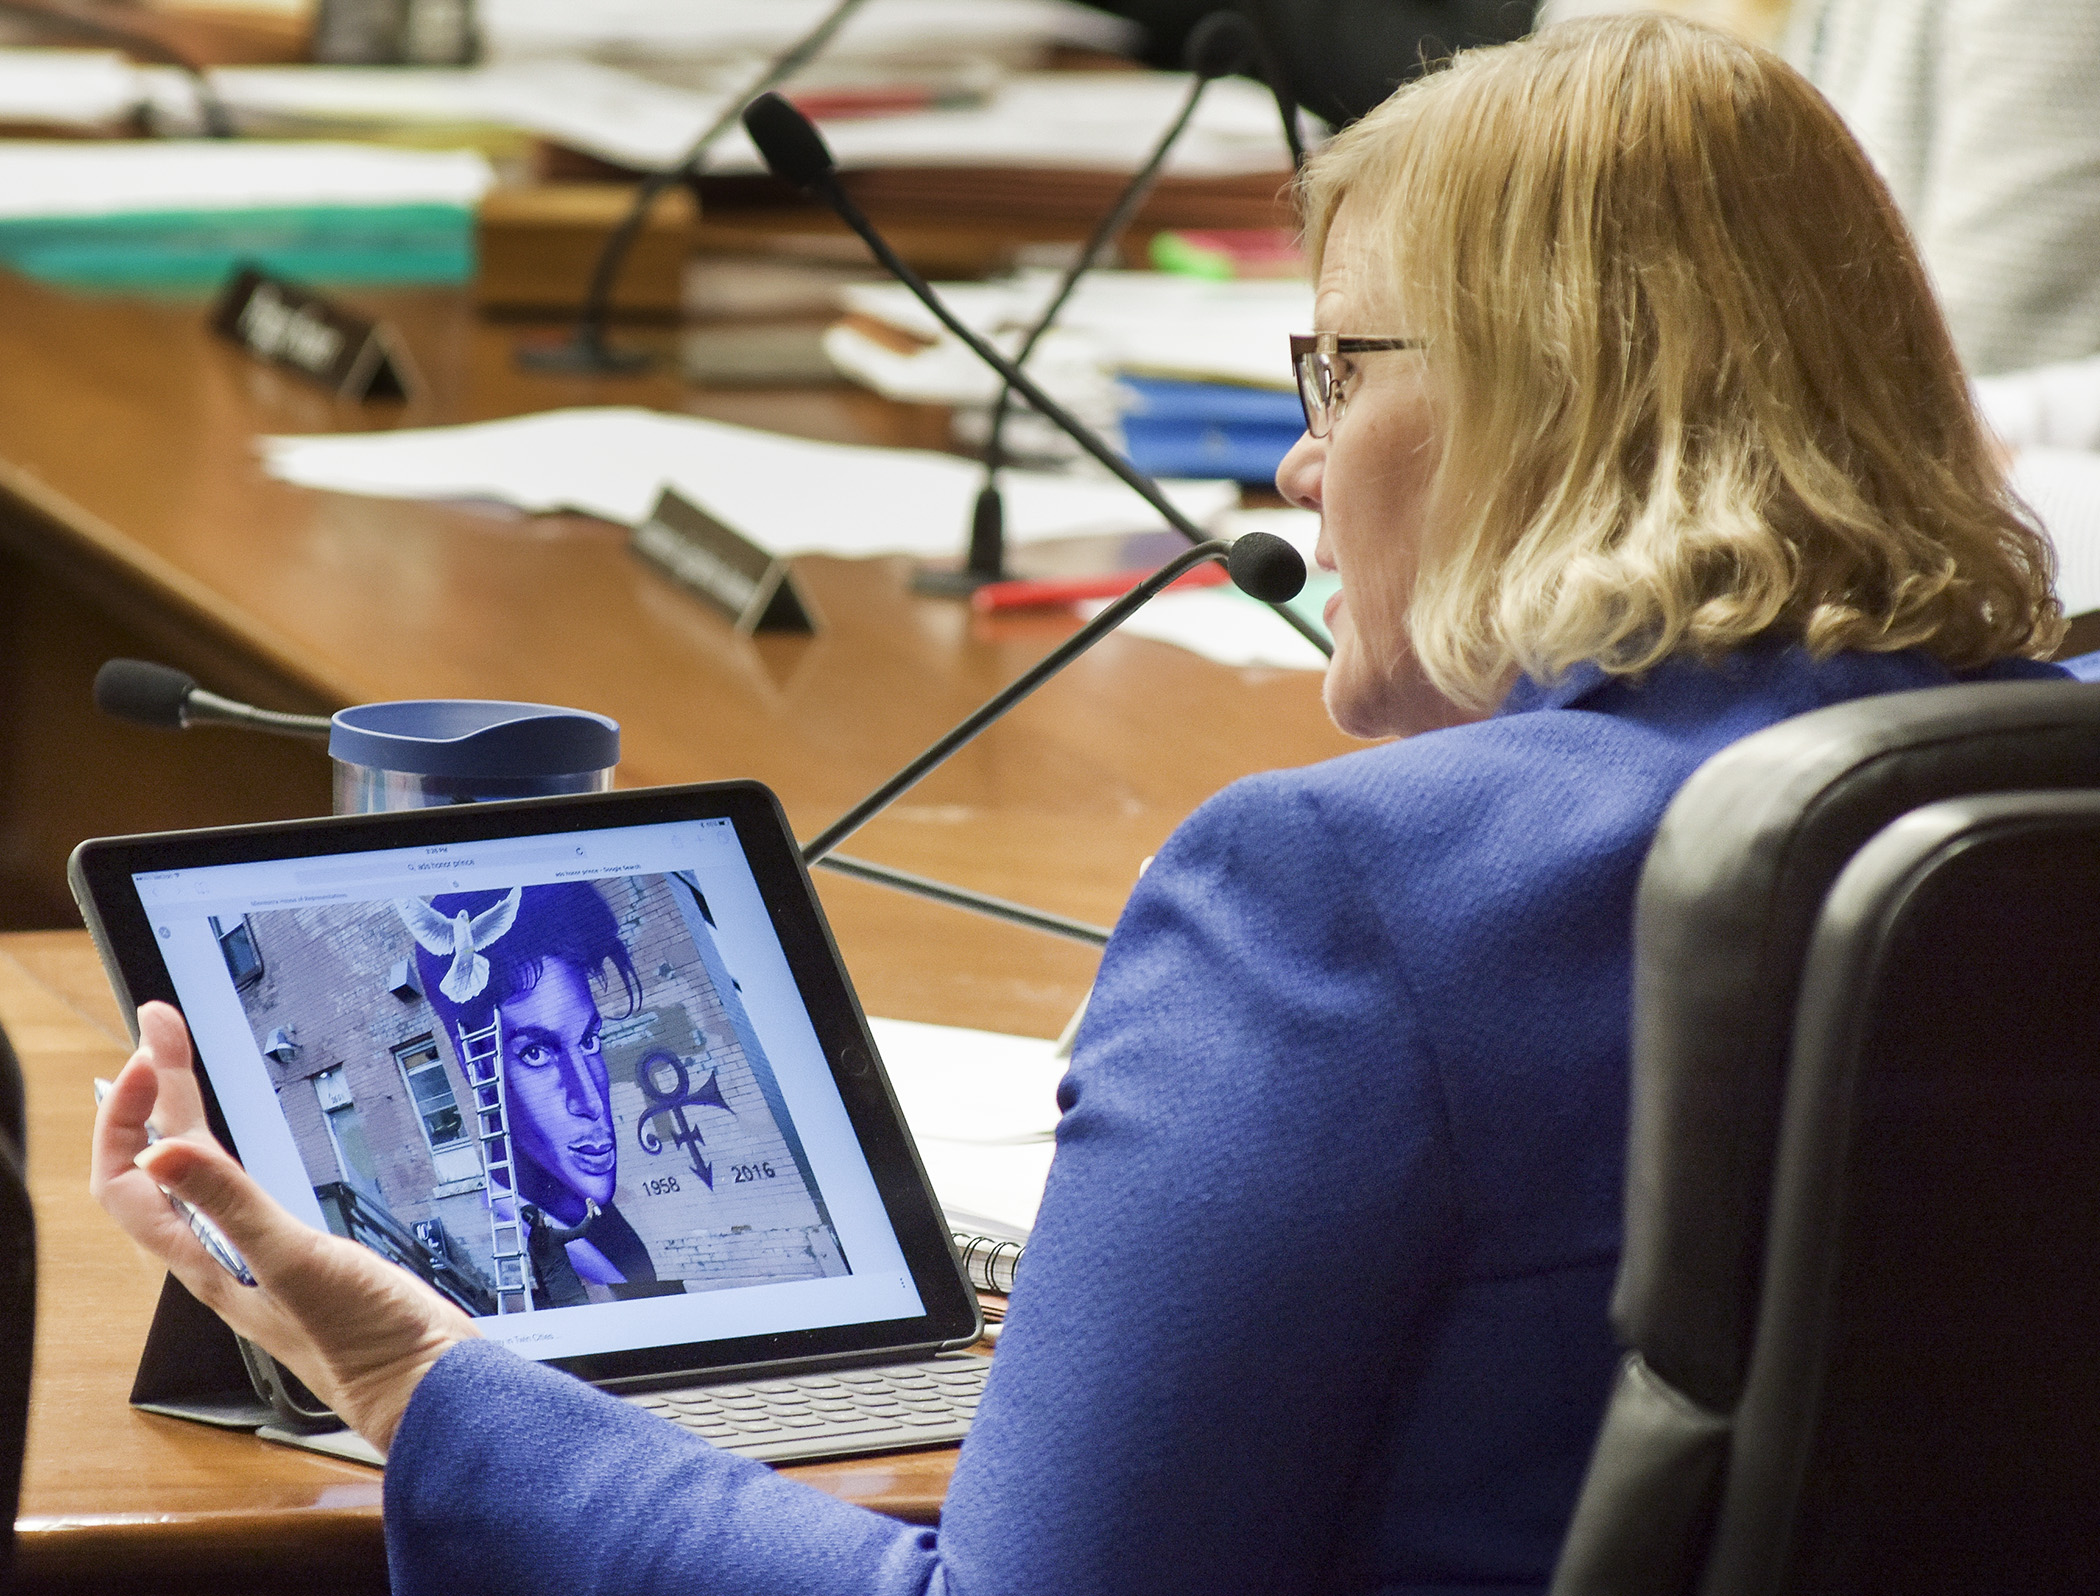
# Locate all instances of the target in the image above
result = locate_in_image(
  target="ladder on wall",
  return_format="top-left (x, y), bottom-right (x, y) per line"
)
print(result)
top-left (457, 1015), bottom-right (530, 1314)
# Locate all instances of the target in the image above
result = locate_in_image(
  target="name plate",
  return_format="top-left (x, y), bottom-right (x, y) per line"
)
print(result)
top-left (210, 264), bottom-right (419, 402)
top-left (631, 489), bottom-right (819, 636)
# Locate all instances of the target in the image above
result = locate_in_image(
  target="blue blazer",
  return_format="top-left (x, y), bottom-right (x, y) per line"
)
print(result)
top-left (383, 644), bottom-right (2061, 1596)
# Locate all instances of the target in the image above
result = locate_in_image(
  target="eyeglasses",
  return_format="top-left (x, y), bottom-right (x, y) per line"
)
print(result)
top-left (1290, 333), bottom-right (1421, 438)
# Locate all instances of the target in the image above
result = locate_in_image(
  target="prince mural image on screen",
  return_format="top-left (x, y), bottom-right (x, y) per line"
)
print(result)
top-left (225, 873), bottom-right (850, 1315)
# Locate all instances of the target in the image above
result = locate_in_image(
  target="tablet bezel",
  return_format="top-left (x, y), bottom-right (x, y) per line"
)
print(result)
top-left (70, 780), bottom-right (983, 1386)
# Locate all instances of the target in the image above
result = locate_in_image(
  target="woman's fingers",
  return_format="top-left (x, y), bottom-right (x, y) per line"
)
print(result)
top-left (88, 1051), bottom-right (159, 1198)
top-left (134, 1136), bottom-right (305, 1286)
top-left (89, 1001), bottom-right (477, 1455)
top-left (136, 1000), bottom-right (210, 1136)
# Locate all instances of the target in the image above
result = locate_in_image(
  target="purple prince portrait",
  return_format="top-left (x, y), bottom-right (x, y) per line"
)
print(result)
top-left (399, 882), bottom-right (658, 1308)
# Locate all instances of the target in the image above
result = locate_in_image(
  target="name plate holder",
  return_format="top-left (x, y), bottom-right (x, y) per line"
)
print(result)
top-left (631, 488), bottom-right (820, 635)
top-left (210, 263), bottom-right (420, 402)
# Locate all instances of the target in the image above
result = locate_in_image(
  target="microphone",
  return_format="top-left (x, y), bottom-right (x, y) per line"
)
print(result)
top-left (800, 530), bottom-right (1305, 866)
top-left (922, 10), bottom-right (1257, 598)
top-left (94, 659), bottom-right (332, 741)
top-left (743, 91), bottom-right (1333, 661)
top-left (88, 659), bottom-right (1124, 948)
top-left (517, 0), bottom-right (873, 376)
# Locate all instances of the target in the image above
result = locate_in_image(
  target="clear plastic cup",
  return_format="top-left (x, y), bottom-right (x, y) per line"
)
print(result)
top-left (328, 700), bottom-right (620, 815)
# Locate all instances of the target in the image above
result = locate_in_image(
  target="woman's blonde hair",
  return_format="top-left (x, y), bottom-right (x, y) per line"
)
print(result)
top-left (1300, 14), bottom-right (2062, 711)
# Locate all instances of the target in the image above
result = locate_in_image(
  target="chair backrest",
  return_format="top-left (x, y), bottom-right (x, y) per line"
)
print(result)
top-left (0, 1023), bottom-right (33, 1588)
top-left (1551, 679), bottom-right (2100, 1595)
top-left (1703, 791), bottom-right (2100, 1593)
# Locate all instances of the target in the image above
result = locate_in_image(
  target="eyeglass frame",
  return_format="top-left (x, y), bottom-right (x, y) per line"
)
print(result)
top-left (1290, 333), bottom-right (1422, 439)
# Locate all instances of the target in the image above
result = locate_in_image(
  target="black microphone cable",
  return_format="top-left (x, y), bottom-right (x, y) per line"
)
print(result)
top-left (0, 0), bottom-right (234, 137)
top-left (742, 90), bottom-right (1332, 660)
top-left (921, 10), bottom-right (1257, 598)
top-left (517, 0), bottom-right (873, 376)
top-left (1236, 0), bottom-right (1305, 171)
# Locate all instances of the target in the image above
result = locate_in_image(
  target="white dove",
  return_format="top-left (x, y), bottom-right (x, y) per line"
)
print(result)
top-left (395, 888), bottom-right (522, 1004)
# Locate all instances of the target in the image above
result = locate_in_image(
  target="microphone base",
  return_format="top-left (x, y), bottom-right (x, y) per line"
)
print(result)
top-left (910, 564), bottom-right (1007, 598)
top-left (515, 336), bottom-right (653, 376)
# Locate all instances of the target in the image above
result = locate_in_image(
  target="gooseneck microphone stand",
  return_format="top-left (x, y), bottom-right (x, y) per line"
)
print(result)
top-left (742, 90), bottom-right (1333, 661)
top-left (798, 528), bottom-right (1305, 944)
top-left (516, 0), bottom-right (872, 376)
top-left (921, 10), bottom-right (1257, 597)
top-left (805, 534), bottom-right (1295, 863)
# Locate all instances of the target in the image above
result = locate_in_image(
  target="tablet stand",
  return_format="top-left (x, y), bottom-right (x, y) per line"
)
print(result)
top-left (128, 1273), bottom-right (276, 1430)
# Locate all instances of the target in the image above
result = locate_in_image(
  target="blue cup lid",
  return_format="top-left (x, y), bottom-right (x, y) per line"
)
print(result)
top-left (328, 700), bottom-right (620, 779)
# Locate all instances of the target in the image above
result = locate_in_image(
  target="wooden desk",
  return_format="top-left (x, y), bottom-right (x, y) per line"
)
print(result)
top-left (0, 271), bottom-right (1350, 1033)
top-left (0, 270), bottom-right (1354, 1589)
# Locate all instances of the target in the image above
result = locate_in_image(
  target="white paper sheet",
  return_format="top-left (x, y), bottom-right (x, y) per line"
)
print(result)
top-left (866, 1015), bottom-right (1066, 1235)
top-left (0, 49), bottom-right (144, 128)
top-left (258, 407), bottom-right (1240, 557)
top-left (0, 140), bottom-right (492, 220)
top-left (1083, 506), bottom-right (1331, 672)
top-left (837, 271), bottom-right (1311, 394)
top-left (1095, 586), bottom-right (1331, 671)
top-left (2009, 448), bottom-right (2100, 615)
top-left (160, 59), bottom-right (1290, 178)
top-left (477, 0), bottom-right (1134, 64)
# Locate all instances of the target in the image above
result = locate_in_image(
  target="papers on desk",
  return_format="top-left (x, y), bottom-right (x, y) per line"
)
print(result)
top-left (0, 141), bottom-right (492, 218)
top-left (2009, 448), bottom-right (2100, 615)
top-left (258, 407), bottom-right (1241, 558)
top-left (161, 61), bottom-right (1292, 180)
top-left (0, 49), bottom-right (143, 131)
top-left (838, 270), bottom-right (1310, 394)
top-left (477, 0), bottom-right (1135, 69)
top-left (867, 1016), bottom-right (1065, 1237)
top-left (827, 274), bottom-right (1309, 450)
top-left (0, 141), bottom-right (493, 287)
top-left (1090, 507), bottom-right (1332, 672)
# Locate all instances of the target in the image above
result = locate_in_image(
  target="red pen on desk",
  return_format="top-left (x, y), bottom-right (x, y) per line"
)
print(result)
top-left (970, 563), bottom-right (1231, 613)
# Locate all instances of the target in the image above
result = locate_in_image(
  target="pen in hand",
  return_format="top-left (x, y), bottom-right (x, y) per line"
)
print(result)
top-left (93, 1076), bottom-right (259, 1288)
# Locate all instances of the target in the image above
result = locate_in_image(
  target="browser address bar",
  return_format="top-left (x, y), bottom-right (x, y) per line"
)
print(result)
top-left (291, 842), bottom-right (590, 888)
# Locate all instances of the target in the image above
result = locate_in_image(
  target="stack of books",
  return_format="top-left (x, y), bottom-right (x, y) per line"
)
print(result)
top-left (0, 141), bottom-right (492, 289)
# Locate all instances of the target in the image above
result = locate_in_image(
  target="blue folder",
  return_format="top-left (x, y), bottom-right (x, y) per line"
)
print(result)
top-left (1116, 377), bottom-right (1303, 484)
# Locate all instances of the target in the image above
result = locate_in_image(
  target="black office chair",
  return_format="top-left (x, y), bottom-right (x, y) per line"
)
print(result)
top-left (0, 1023), bottom-right (34, 1589)
top-left (1551, 680), bottom-right (2100, 1596)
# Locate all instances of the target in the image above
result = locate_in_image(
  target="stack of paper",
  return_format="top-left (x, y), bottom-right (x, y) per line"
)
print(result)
top-left (831, 271), bottom-right (1311, 403)
top-left (2009, 450), bottom-right (2100, 615)
top-left (1088, 506), bottom-right (1331, 672)
top-left (0, 49), bottom-right (144, 133)
top-left (867, 1016), bottom-right (1066, 1237)
top-left (257, 406), bottom-right (1241, 557)
top-left (0, 141), bottom-right (493, 287)
top-left (155, 60), bottom-right (1293, 183)
top-left (477, 0), bottom-right (1135, 76)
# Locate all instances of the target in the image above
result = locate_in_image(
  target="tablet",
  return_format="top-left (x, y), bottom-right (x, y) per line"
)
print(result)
top-left (71, 781), bottom-right (981, 1388)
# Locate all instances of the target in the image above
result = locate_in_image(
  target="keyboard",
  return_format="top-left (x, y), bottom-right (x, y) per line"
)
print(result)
top-left (623, 1354), bottom-right (989, 1464)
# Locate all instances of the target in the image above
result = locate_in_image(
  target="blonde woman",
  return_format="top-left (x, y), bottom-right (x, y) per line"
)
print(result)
top-left (92, 17), bottom-right (2064, 1596)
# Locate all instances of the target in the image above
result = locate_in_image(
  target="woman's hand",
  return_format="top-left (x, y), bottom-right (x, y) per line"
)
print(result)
top-left (89, 1001), bottom-right (479, 1453)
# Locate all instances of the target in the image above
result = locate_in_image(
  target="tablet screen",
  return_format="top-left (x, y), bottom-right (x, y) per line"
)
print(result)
top-left (123, 811), bottom-right (929, 1369)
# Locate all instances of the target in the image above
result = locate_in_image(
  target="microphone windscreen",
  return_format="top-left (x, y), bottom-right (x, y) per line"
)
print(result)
top-left (1226, 531), bottom-right (1307, 604)
top-left (743, 91), bottom-right (838, 192)
top-left (94, 658), bottom-right (196, 730)
top-left (1183, 11), bottom-right (1256, 80)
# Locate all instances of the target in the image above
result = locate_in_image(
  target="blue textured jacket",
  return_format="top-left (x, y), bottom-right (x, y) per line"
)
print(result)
top-left (384, 645), bottom-right (2061, 1596)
